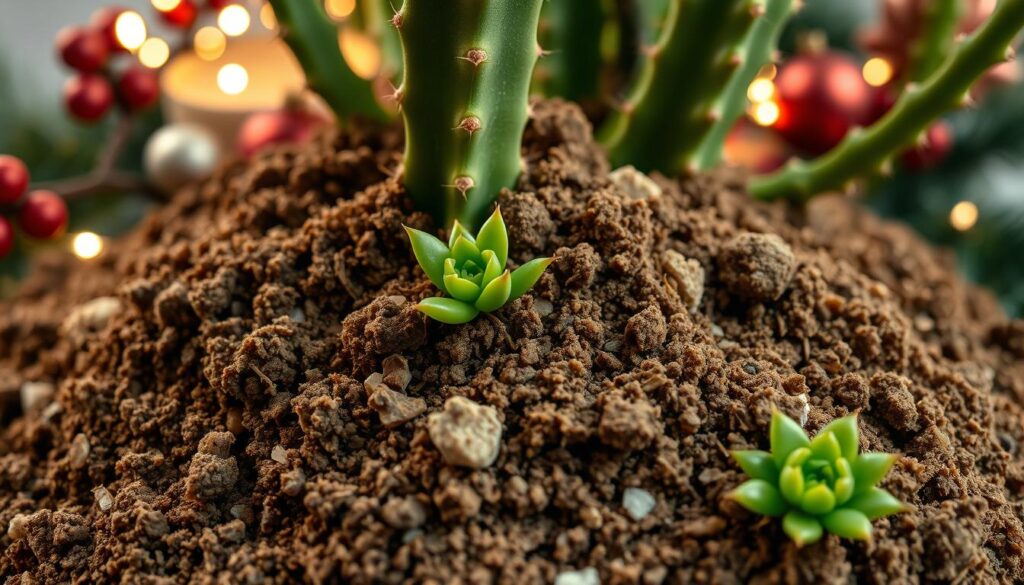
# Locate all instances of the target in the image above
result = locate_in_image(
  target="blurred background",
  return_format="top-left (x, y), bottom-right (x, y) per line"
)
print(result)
top-left (1, 0), bottom-right (1023, 316)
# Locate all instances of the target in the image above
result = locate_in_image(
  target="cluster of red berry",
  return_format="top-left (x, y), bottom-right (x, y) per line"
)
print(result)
top-left (0, 156), bottom-right (68, 259)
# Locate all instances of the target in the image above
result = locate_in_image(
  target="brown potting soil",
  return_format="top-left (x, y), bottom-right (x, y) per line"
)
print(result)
top-left (2, 101), bottom-right (1024, 584)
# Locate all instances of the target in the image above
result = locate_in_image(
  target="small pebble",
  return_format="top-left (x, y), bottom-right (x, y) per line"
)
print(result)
top-left (93, 486), bottom-right (114, 511)
top-left (289, 307), bottom-right (306, 323)
top-left (69, 433), bottom-right (91, 469)
top-left (555, 567), bottom-right (600, 585)
top-left (609, 165), bottom-right (662, 200)
top-left (270, 445), bottom-right (288, 464)
top-left (368, 385), bottom-right (426, 428)
top-left (7, 514), bottom-right (27, 540)
top-left (719, 232), bottom-right (796, 302)
top-left (798, 393), bottom-right (810, 427)
top-left (428, 396), bottom-right (502, 469)
top-left (661, 250), bottom-right (704, 311)
top-left (622, 487), bottom-right (656, 521)
top-left (20, 381), bottom-right (54, 413)
top-left (382, 354), bottom-right (412, 391)
top-left (280, 468), bottom-right (306, 496)
top-left (534, 299), bottom-right (554, 317)
top-left (61, 297), bottom-right (122, 344)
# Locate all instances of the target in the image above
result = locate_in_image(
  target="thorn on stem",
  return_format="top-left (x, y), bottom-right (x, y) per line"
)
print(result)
top-left (448, 176), bottom-right (475, 200)
top-left (455, 116), bottom-right (482, 136)
top-left (459, 48), bottom-right (488, 67)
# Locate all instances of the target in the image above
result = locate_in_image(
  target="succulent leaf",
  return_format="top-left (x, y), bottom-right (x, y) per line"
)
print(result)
top-left (475, 208), bottom-right (508, 268)
top-left (444, 274), bottom-right (482, 303)
top-left (820, 416), bottom-right (859, 461)
top-left (451, 236), bottom-right (481, 266)
top-left (770, 410), bottom-right (811, 467)
top-left (846, 488), bottom-right (908, 520)
top-left (731, 479), bottom-right (787, 517)
top-left (779, 466), bottom-right (804, 506)
top-left (809, 431), bottom-right (843, 462)
top-left (509, 257), bottom-right (554, 302)
top-left (448, 220), bottom-right (476, 248)
top-left (481, 250), bottom-right (503, 286)
top-left (405, 226), bottom-right (450, 291)
top-left (475, 270), bottom-right (512, 312)
top-left (416, 297), bottom-right (480, 324)
top-left (782, 511), bottom-right (824, 547)
top-left (851, 453), bottom-right (897, 494)
top-left (821, 509), bottom-right (873, 541)
top-left (731, 450), bottom-right (778, 483)
top-left (800, 484), bottom-right (837, 516)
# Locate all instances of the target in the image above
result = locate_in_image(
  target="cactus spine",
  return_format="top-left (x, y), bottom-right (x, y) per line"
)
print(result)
top-left (599, 0), bottom-right (759, 173)
top-left (268, 0), bottom-right (388, 122)
top-left (396, 0), bottom-right (545, 228)
top-left (537, 0), bottom-right (605, 102)
top-left (749, 0), bottom-right (1024, 202)
top-left (693, 0), bottom-right (793, 170)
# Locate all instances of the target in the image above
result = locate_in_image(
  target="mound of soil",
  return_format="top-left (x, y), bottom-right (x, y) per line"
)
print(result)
top-left (2, 101), bottom-right (1024, 584)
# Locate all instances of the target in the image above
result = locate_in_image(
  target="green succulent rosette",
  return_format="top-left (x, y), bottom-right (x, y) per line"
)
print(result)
top-left (729, 411), bottom-right (910, 547)
top-left (404, 207), bottom-right (552, 324)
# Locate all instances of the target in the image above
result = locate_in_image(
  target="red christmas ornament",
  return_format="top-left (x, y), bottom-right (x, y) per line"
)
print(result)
top-left (118, 67), bottom-right (160, 111)
top-left (207, 0), bottom-right (233, 8)
top-left (901, 121), bottom-right (954, 170)
top-left (0, 155), bottom-right (30, 205)
top-left (64, 74), bottom-right (115, 122)
top-left (772, 50), bottom-right (873, 155)
top-left (0, 216), bottom-right (14, 259)
top-left (159, 0), bottom-right (198, 28)
top-left (56, 26), bottom-right (109, 72)
top-left (18, 191), bottom-right (69, 240)
top-left (90, 6), bottom-right (127, 53)
top-left (237, 107), bottom-right (330, 158)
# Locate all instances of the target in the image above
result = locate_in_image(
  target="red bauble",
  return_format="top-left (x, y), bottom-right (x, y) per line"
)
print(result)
top-left (118, 67), bottom-right (160, 111)
top-left (0, 216), bottom-right (14, 259)
top-left (0, 155), bottom-right (30, 205)
top-left (772, 51), bottom-right (873, 155)
top-left (237, 108), bottom-right (329, 158)
top-left (159, 0), bottom-right (198, 28)
top-left (901, 121), bottom-right (954, 171)
top-left (64, 74), bottom-right (115, 122)
top-left (56, 26), bottom-right (109, 72)
top-left (207, 0), bottom-right (233, 8)
top-left (18, 191), bottom-right (68, 240)
top-left (90, 6), bottom-right (127, 53)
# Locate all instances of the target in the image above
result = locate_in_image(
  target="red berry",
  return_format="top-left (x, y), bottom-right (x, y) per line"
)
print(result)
top-left (90, 6), bottom-right (127, 53)
top-left (118, 67), bottom-right (160, 111)
top-left (0, 155), bottom-right (30, 205)
top-left (159, 0), bottom-right (198, 28)
top-left (0, 216), bottom-right (14, 258)
top-left (18, 191), bottom-right (69, 240)
top-left (64, 74), bottom-right (114, 122)
top-left (237, 108), bottom-right (329, 158)
top-left (901, 121), bottom-right (954, 171)
top-left (56, 26), bottom-right (110, 72)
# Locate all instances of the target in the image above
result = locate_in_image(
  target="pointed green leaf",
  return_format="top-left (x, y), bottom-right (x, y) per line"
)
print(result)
top-left (800, 484), bottom-right (837, 515)
top-left (731, 450), bottom-right (778, 482)
top-left (784, 447), bottom-right (812, 468)
top-left (834, 477), bottom-right (854, 506)
top-left (845, 488), bottom-right (908, 520)
top-left (783, 511), bottom-right (824, 547)
top-left (405, 226), bottom-right (450, 291)
top-left (416, 297), bottom-right (480, 324)
top-left (448, 219), bottom-right (476, 248)
top-left (809, 431), bottom-right (842, 462)
top-left (451, 236), bottom-right (481, 266)
top-left (820, 416), bottom-right (859, 460)
top-left (730, 479), bottom-right (787, 517)
top-left (771, 410), bottom-right (810, 467)
top-left (851, 453), bottom-right (897, 493)
top-left (779, 465), bottom-right (805, 506)
top-left (475, 270), bottom-right (512, 313)
top-left (443, 274), bottom-right (482, 302)
top-left (475, 207), bottom-right (508, 268)
top-left (821, 509), bottom-right (873, 541)
top-left (509, 257), bottom-right (553, 302)
top-left (481, 250), bottom-right (503, 286)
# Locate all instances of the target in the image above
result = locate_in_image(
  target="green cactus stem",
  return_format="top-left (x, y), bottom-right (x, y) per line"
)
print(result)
top-left (908, 0), bottom-right (960, 83)
top-left (268, 0), bottom-right (389, 123)
top-left (750, 0), bottom-right (1024, 202)
top-left (536, 0), bottom-right (605, 102)
top-left (693, 0), bottom-right (794, 170)
top-left (599, 0), bottom-right (759, 173)
top-left (396, 0), bottom-right (544, 228)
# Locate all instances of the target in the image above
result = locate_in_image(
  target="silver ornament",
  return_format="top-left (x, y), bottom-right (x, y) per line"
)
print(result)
top-left (144, 124), bottom-right (221, 194)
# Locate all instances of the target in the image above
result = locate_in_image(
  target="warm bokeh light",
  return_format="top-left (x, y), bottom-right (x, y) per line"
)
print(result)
top-left (218, 5), bottom-right (251, 37)
top-left (151, 0), bottom-right (182, 11)
top-left (339, 29), bottom-right (381, 80)
top-left (863, 57), bottom-right (893, 87)
top-left (747, 78), bottom-right (775, 103)
top-left (324, 0), bottom-right (356, 20)
top-left (138, 37), bottom-right (170, 68)
top-left (950, 201), bottom-right (979, 231)
top-left (217, 63), bottom-right (249, 95)
top-left (751, 101), bottom-right (780, 126)
top-left (114, 11), bottom-right (148, 52)
top-left (259, 3), bottom-right (277, 29)
top-left (194, 26), bottom-right (227, 61)
top-left (72, 232), bottom-right (104, 260)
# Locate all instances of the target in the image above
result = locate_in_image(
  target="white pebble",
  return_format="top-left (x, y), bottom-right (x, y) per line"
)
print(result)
top-left (534, 299), bottom-right (554, 317)
top-left (20, 381), bottom-right (55, 413)
top-left (270, 445), bottom-right (288, 464)
top-left (69, 433), bottom-right (91, 469)
top-left (798, 393), bottom-right (810, 427)
top-left (61, 297), bottom-right (122, 344)
top-left (555, 567), bottom-right (600, 585)
top-left (428, 396), bottom-right (502, 469)
top-left (289, 308), bottom-right (306, 323)
top-left (609, 165), bottom-right (662, 200)
top-left (7, 514), bottom-right (27, 540)
top-left (622, 487), bottom-right (656, 521)
top-left (93, 486), bottom-right (114, 511)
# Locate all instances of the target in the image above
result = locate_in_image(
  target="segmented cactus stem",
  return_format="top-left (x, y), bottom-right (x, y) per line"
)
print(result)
top-left (537, 0), bottom-right (605, 101)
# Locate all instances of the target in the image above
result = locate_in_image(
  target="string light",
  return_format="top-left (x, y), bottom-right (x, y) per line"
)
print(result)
top-left (259, 3), bottom-right (277, 29)
top-left (339, 29), bottom-right (381, 80)
top-left (72, 232), bottom-right (104, 260)
top-left (325, 0), bottom-right (356, 20)
top-left (217, 63), bottom-right (249, 95)
top-left (751, 101), bottom-right (780, 126)
top-left (862, 57), bottom-right (893, 87)
top-left (194, 26), bottom-right (227, 61)
top-left (747, 78), bottom-right (775, 103)
top-left (151, 0), bottom-right (182, 11)
top-left (138, 37), bottom-right (170, 68)
top-left (950, 201), bottom-right (979, 231)
top-left (114, 11), bottom-right (148, 52)
top-left (218, 5), bottom-right (251, 37)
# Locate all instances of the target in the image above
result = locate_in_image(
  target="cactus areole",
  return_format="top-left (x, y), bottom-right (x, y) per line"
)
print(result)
top-left (395, 0), bottom-right (545, 229)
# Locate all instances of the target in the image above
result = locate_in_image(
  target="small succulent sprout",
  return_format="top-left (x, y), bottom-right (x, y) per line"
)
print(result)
top-left (729, 411), bottom-right (909, 547)
top-left (405, 207), bottom-right (553, 325)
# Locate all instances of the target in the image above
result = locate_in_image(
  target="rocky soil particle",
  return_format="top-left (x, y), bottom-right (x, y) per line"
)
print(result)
top-left (1, 101), bottom-right (1023, 583)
